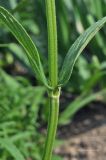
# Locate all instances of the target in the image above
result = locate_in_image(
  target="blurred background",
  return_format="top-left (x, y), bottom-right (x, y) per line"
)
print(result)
top-left (0, 0), bottom-right (106, 159)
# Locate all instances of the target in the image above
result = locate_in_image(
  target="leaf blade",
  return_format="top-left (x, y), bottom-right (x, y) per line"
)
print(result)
top-left (0, 138), bottom-right (25, 160)
top-left (59, 17), bottom-right (106, 86)
top-left (0, 6), bottom-right (49, 88)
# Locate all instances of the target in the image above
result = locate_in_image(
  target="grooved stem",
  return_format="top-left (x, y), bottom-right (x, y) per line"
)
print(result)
top-left (42, 0), bottom-right (59, 160)
top-left (45, 0), bottom-right (58, 88)
top-left (42, 92), bottom-right (60, 160)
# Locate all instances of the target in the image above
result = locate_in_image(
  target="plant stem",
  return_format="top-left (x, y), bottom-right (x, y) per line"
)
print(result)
top-left (45, 0), bottom-right (58, 88)
top-left (42, 91), bottom-right (60, 160)
top-left (42, 0), bottom-right (59, 159)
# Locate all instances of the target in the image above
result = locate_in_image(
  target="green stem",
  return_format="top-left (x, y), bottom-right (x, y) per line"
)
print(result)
top-left (42, 90), bottom-right (60, 160)
top-left (42, 0), bottom-right (59, 159)
top-left (45, 0), bottom-right (58, 88)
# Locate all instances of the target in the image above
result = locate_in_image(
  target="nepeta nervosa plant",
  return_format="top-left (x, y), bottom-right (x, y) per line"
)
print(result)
top-left (0, 0), bottom-right (106, 160)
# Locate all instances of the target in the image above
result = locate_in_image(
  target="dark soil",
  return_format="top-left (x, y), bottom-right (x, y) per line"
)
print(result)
top-left (55, 102), bottom-right (106, 160)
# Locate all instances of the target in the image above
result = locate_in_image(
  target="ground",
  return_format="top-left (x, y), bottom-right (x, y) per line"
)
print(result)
top-left (55, 102), bottom-right (106, 160)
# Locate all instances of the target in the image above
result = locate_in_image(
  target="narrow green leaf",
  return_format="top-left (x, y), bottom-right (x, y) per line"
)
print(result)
top-left (0, 138), bottom-right (25, 160)
top-left (0, 6), bottom-right (49, 88)
top-left (59, 89), bottom-right (106, 125)
top-left (59, 17), bottom-right (106, 86)
top-left (52, 155), bottom-right (63, 160)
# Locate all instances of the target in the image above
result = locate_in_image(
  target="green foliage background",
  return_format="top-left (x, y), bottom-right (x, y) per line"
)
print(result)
top-left (0, 0), bottom-right (106, 159)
